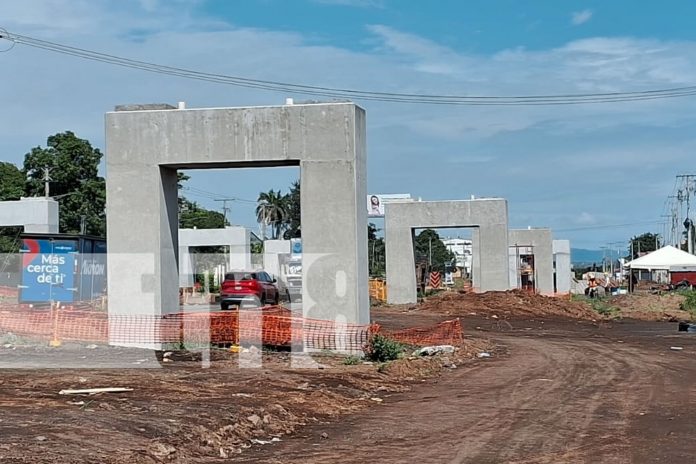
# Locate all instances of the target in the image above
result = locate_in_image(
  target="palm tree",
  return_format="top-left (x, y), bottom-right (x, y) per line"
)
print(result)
top-left (256, 189), bottom-right (288, 239)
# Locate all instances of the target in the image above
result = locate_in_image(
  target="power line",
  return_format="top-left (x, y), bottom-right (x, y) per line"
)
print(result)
top-left (555, 220), bottom-right (664, 233)
top-left (3, 29), bottom-right (696, 106)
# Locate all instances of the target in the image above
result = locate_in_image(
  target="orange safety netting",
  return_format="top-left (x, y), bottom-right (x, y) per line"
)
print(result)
top-left (375, 318), bottom-right (463, 347)
top-left (0, 306), bottom-right (462, 350)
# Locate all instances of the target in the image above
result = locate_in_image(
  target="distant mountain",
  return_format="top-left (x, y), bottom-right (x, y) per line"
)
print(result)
top-left (571, 248), bottom-right (616, 265)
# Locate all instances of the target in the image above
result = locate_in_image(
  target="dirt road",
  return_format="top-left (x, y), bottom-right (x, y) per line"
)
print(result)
top-left (241, 319), bottom-right (696, 463)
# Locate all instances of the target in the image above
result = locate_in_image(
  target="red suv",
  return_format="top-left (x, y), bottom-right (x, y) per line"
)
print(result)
top-left (220, 271), bottom-right (279, 310)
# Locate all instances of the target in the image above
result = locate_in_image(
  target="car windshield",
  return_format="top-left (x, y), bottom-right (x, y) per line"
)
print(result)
top-left (224, 272), bottom-right (257, 281)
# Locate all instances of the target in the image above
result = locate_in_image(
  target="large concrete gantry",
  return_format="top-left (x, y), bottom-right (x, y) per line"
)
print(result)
top-left (385, 199), bottom-right (510, 304)
top-left (105, 102), bottom-right (369, 346)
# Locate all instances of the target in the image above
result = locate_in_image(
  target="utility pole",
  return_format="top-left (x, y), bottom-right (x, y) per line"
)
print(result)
top-left (213, 198), bottom-right (236, 226)
top-left (42, 167), bottom-right (52, 198)
top-left (428, 236), bottom-right (433, 266)
top-left (677, 175), bottom-right (696, 254)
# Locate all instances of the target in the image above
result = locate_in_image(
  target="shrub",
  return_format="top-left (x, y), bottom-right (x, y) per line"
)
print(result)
top-left (342, 355), bottom-right (361, 365)
top-left (679, 290), bottom-right (696, 315)
top-left (364, 334), bottom-right (404, 362)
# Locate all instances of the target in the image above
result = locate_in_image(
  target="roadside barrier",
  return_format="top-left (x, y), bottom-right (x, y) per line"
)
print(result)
top-left (369, 279), bottom-right (387, 302)
top-left (0, 305), bottom-right (463, 350)
top-left (376, 318), bottom-right (463, 347)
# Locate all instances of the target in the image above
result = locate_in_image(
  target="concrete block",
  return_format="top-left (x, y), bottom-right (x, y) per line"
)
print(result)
top-left (0, 198), bottom-right (59, 233)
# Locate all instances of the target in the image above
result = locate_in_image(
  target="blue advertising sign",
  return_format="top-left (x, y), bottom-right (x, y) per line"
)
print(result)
top-left (20, 238), bottom-right (77, 303)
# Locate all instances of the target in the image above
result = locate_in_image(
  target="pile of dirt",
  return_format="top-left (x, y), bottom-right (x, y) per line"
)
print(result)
top-left (607, 293), bottom-right (692, 322)
top-left (415, 290), bottom-right (599, 320)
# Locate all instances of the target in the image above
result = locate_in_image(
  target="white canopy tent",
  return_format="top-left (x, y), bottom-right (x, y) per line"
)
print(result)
top-left (626, 245), bottom-right (696, 272)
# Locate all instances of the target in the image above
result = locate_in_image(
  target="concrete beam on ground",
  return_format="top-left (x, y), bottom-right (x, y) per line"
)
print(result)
top-left (385, 199), bottom-right (509, 304)
top-left (106, 102), bottom-right (369, 348)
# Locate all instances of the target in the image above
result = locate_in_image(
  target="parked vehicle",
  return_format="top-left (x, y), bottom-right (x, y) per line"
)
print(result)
top-left (219, 271), bottom-right (279, 310)
top-left (279, 238), bottom-right (302, 302)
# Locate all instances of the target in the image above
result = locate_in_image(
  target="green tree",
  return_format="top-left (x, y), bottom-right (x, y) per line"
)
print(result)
top-left (629, 232), bottom-right (660, 259)
top-left (368, 223), bottom-right (386, 277)
top-left (179, 199), bottom-right (227, 229)
top-left (0, 162), bottom-right (25, 253)
top-left (23, 132), bottom-right (106, 236)
top-left (256, 189), bottom-right (288, 239)
top-left (414, 229), bottom-right (455, 272)
top-left (283, 180), bottom-right (301, 239)
top-left (0, 162), bottom-right (24, 201)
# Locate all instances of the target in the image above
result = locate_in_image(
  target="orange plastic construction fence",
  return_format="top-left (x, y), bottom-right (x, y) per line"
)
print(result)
top-left (0, 306), bottom-right (462, 350)
top-left (375, 318), bottom-right (463, 347)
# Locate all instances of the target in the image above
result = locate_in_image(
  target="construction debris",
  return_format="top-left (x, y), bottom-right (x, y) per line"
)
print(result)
top-left (58, 387), bottom-right (133, 395)
top-left (413, 345), bottom-right (456, 356)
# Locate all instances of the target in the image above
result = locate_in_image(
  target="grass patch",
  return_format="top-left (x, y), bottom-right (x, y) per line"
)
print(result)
top-left (342, 355), bottom-right (362, 365)
top-left (588, 298), bottom-right (621, 318)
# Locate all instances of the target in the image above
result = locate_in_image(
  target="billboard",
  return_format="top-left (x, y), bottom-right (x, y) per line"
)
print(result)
top-left (20, 238), bottom-right (77, 303)
top-left (367, 195), bottom-right (385, 217)
top-left (367, 194), bottom-right (413, 218)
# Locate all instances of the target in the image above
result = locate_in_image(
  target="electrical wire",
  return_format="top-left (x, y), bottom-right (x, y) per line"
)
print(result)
top-left (555, 220), bottom-right (664, 233)
top-left (3, 29), bottom-right (696, 106)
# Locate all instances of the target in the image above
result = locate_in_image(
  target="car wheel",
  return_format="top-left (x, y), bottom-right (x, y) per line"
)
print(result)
top-left (274, 292), bottom-right (279, 306)
top-left (221, 302), bottom-right (229, 311)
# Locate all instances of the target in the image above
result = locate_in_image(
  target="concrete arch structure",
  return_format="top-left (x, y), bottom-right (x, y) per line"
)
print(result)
top-left (385, 199), bottom-right (509, 304)
top-left (508, 228), bottom-right (554, 294)
top-left (178, 227), bottom-right (252, 288)
top-left (0, 198), bottom-right (59, 233)
top-left (106, 102), bottom-right (368, 343)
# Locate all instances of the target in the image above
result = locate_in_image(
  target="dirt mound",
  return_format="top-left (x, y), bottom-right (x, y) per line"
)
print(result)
top-left (416, 290), bottom-right (599, 320)
top-left (607, 293), bottom-right (692, 322)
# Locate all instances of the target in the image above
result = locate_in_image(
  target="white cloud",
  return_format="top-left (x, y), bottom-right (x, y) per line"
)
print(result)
top-left (571, 9), bottom-right (593, 26)
top-left (1, 4), bottom-right (694, 247)
top-left (576, 212), bottom-right (597, 225)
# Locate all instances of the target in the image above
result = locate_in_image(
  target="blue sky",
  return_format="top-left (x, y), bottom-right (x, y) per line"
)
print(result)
top-left (2, 0), bottom-right (696, 248)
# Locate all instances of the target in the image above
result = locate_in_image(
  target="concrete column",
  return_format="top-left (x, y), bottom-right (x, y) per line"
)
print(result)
top-left (228, 227), bottom-right (251, 271)
top-left (179, 246), bottom-right (194, 288)
top-left (471, 228), bottom-right (481, 289)
top-left (301, 159), bottom-right (369, 324)
top-left (263, 240), bottom-right (291, 280)
top-left (553, 239), bottom-right (572, 294)
top-left (385, 224), bottom-right (418, 304)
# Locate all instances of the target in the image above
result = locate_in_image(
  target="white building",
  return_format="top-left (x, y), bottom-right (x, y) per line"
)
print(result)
top-left (443, 238), bottom-right (473, 276)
